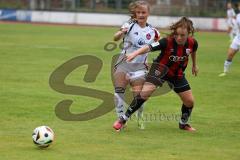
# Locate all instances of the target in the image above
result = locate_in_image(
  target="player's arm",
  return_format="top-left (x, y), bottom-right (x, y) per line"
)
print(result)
top-left (191, 39), bottom-right (199, 76)
top-left (126, 45), bottom-right (151, 62)
top-left (113, 22), bottom-right (130, 41)
top-left (191, 51), bottom-right (198, 76)
top-left (113, 28), bottom-right (128, 41)
top-left (126, 38), bottom-right (166, 62)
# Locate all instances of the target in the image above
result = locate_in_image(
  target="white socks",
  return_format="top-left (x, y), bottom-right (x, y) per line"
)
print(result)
top-left (224, 60), bottom-right (232, 73)
top-left (114, 92), bottom-right (125, 118)
top-left (114, 89), bottom-right (144, 121)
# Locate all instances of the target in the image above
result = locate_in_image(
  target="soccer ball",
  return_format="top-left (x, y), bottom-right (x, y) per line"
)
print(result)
top-left (32, 126), bottom-right (54, 148)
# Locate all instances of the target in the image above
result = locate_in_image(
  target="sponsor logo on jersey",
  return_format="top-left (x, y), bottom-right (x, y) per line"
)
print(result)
top-left (169, 55), bottom-right (187, 62)
top-left (134, 32), bottom-right (138, 35)
top-left (155, 70), bottom-right (161, 76)
top-left (186, 48), bottom-right (191, 55)
top-left (146, 33), bottom-right (151, 40)
top-left (138, 38), bottom-right (145, 45)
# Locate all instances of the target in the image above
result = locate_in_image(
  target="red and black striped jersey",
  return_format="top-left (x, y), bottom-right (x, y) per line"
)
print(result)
top-left (149, 36), bottom-right (198, 78)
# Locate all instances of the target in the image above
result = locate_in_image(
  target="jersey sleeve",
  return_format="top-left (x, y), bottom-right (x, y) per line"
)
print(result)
top-left (121, 22), bottom-right (130, 30)
top-left (153, 28), bottom-right (161, 41)
top-left (120, 20), bottom-right (135, 34)
top-left (149, 38), bottom-right (167, 51)
top-left (193, 39), bottom-right (198, 52)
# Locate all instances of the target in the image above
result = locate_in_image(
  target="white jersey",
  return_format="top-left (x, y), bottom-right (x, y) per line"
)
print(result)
top-left (230, 13), bottom-right (240, 50)
top-left (232, 14), bottom-right (240, 35)
top-left (118, 20), bottom-right (160, 64)
top-left (227, 8), bottom-right (236, 27)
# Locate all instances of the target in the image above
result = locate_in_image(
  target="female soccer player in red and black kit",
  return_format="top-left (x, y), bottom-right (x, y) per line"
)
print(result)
top-left (113, 17), bottom-right (199, 132)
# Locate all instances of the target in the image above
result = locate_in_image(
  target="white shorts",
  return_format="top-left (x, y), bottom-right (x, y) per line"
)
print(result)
top-left (126, 70), bottom-right (148, 81)
top-left (230, 35), bottom-right (240, 50)
top-left (114, 62), bottom-right (148, 81)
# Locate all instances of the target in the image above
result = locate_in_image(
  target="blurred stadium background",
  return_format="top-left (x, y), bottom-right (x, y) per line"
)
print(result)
top-left (2, 0), bottom-right (240, 31)
top-left (0, 0), bottom-right (239, 17)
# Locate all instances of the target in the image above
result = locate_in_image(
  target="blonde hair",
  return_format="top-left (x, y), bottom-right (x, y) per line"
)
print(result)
top-left (169, 17), bottom-right (195, 36)
top-left (128, 1), bottom-right (150, 19)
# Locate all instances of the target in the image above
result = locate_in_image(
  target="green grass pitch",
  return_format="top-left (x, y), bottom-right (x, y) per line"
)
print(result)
top-left (0, 22), bottom-right (240, 160)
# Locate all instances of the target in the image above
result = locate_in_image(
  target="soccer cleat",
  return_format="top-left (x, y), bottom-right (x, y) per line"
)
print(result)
top-left (137, 119), bottom-right (145, 130)
top-left (218, 72), bottom-right (227, 77)
top-left (179, 123), bottom-right (196, 131)
top-left (113, 117), bottom-right (126, 132)
top-left (136, 113), bottom-right (145, 130)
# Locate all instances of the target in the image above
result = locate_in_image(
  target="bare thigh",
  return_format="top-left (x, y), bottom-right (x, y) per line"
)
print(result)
top-left (140, 82), bottom-right (157, 100)
top-left (130, 78), bottom-right (145, 96)
top-left (114, 71), bottom-right (129, 88)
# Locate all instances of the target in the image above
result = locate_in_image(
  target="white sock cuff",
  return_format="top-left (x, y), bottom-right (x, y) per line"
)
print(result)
top-left (122, 115), bottom-right (129, 121)
top-left (224, 60), bottom-right (232, 65)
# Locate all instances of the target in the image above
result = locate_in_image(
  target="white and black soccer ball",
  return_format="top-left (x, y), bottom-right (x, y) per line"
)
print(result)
top-left (32, 126), bottom-right (54, 148)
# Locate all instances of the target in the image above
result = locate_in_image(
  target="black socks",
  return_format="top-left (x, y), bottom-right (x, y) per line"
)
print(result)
top-left (180, 104), bottom-right (193, 124)
top-left (124, 95), bottom-right (146, 119)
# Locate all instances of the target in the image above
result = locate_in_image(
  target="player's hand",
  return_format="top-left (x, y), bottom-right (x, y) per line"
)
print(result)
top-left (192, 65), bottom-right (199, 76)
top-left (126, 53), bottom-right (137, 62)
top-left (121, 28), bottom-right (128, 34)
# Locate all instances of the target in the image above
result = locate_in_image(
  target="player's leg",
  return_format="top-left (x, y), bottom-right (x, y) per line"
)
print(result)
top-left (113, 62), bottom-right (166, 131)
top-left (219, 39), bottom-right (238, 77)
top-left (113, 70), bottom-right (128, 118)
top-left (172, 76), bottom-right (196, 131)
top-left (224, 48), bottom-right (237, 72)
top-left (113, 82), bottom-right (157, 131)
top-left (177, 90), bottom-right (196, 131)
top-left (131, 78), bottom-right (146, 129)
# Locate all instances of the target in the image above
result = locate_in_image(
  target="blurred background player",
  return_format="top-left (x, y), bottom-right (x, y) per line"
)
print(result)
top-left (226, 2), bottom-right (237, 41)
top-left (219, 4), bottom-right (240, 77)
top-left (113, 0), bottom-right (160, 129)
top-left (113, 17), bottom-right (198, 132)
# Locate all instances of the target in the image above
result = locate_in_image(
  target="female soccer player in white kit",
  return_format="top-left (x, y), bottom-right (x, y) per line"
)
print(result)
top-left (219, 8), bottom-right (240, 77)
top-left (226, 2), bottom-right (237, 41)
top-left (113, 1), bottom-right (160, 129)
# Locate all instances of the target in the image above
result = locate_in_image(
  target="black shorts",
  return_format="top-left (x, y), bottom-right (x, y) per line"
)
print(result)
top-left (146, 63), bottom-right (191, 93)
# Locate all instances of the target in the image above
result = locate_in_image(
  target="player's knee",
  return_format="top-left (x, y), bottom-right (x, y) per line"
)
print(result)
top-left (183, 97), bottom-right (194, 107)
top-left (114, 87), bottom-right (126, 105)
top-left (139, 92), bottom-right (150, 100)
top-left (114, 87), bottom-right (125, 100)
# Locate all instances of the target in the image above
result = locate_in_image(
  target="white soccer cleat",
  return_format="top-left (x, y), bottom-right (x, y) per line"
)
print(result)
top-left (218, 72), bottom-right (227, 77)
top-left (136, 112), bottom-right (145, 130)
top-left (137, 119), bottom-right (145, 130)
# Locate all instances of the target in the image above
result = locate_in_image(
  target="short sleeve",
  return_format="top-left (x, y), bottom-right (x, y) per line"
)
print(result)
top-left (120, 20), bottom-right (135, 34)
top-left (153, 28), bottom-right (161, 41)
top-left (193, 39), bottom-right (198, 52)
top-left (121, 22), bottom-right (130, 30)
